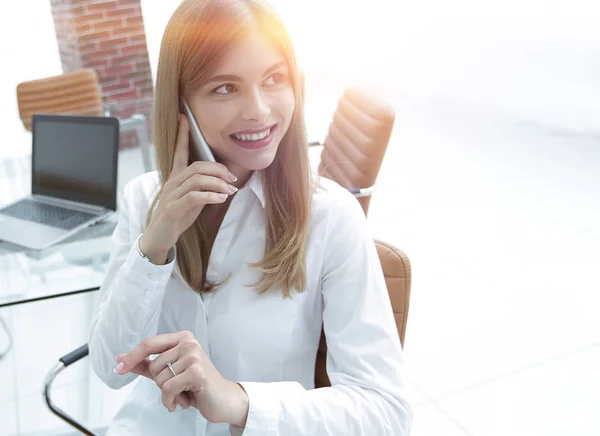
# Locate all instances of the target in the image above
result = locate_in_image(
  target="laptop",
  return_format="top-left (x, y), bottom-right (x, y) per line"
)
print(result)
top-left (0, 114), bottom-right (119, 250)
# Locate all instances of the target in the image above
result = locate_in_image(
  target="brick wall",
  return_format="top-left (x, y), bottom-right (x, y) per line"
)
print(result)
top-left (50, 0), bottom-right (154, 149)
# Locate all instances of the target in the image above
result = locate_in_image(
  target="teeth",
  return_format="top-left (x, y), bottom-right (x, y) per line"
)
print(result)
top-left (233, 128), bottom-right (270, 141)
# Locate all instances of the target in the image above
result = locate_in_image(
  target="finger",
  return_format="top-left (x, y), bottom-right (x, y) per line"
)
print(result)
top-left (153, 358), bottom-right (183, 390)
top-left (115, 332), bottom-right (185, 374)
top-left (162, 389), bottom-right (177, 413)
top-left (128, 358), bottom-right (153, 379)
top-left (162, 367), bottom-right (203, 412)
top-left (168, 160), bottom-right (236, 190)
top-left (148, 347), bottom-right (180, 381)
top-left (175, 392), bottom-right (193, 410)
top-left (172, 191), bottom-right (228, 217)
top-left (170, 114), bottom-right (190, 176)
top-left (173, 174), bottom-right (237, 201)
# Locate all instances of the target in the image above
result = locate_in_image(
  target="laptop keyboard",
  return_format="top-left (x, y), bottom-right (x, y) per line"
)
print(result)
top-left (0, 199), bottom-right (98, 230)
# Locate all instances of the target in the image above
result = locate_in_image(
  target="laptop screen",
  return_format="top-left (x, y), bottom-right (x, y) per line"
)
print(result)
top-left (31, 115), bottom-right (119, 211)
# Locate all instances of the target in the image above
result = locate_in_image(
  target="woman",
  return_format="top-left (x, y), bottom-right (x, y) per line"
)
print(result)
top-left (88, 0), bottom-right (412, 434)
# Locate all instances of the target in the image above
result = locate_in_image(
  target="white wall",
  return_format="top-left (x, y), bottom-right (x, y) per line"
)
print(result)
top-left (0, 1), bottom-right (62, 161)
top-left (1, 0), bottom-right (597, 164)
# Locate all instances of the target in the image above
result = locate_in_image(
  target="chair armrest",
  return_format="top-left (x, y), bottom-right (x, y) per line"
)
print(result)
top-left (60, 343), bottom-right (89, 366)
top-left (347, 184), bottom-right (377, 198)
top-left (44, 344), bottom-right (97, 435)
top-left (309, 140), bottom-right (378, 198)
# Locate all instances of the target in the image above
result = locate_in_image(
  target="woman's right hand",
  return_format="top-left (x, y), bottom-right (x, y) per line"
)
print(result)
top-left (138, 114), bottom-right (238, 264)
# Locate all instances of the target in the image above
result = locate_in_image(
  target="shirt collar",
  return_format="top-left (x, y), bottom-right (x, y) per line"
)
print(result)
top-left (246, 170), bottom-right (266, 208)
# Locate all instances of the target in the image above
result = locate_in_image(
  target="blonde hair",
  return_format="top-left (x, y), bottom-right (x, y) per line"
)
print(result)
top-left (147, 0), bottom-right (312, 298)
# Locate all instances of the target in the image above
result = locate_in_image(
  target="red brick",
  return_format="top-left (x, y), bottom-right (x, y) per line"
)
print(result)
top-left (124, 70), bottom-right (150, 81)
top-left (78, 30), bottom-right (110, 43)
top-left (118, 0), bottom-right (142, 5)
top-left (120, 43), bottom-right (146, 56)
top-left (112, 24), bottom-right (143, 35)
top-left (134, 59), bottom-right (150, 69)
top-left (79, 41), bottom-right (99, 55)
top-left (76, 23), bottom-right (94, 34)
top-left (92, 18), bottom-right (122, 32)
top-left (107, 89), bottom-right (138, 99)
top-left (125, 15), bottom-right (143, 26)
top-left (102, 63), bottom-right (135, 77)
top-left (85, 58), bottom-right (110, 68)
top-left (111, 53), bottom-right (144, 66)
top-left (70, 5), bottom-right (86, 16)
top-left (74, 12), bottom-right (103, 24)
top-left (103, 82), bottom-right (132, 93)
top-left (133, 77), bottom-right (153, 87)
top-left (87, 1), bottom-right (118, 12)
top-left (130, 33), bottom-right (146, 43)
top-left (50, 0), bottom-right (153, 133)
top-left (98, 36), bottom-right (129, 50)
top-left (81, 47), bottom-right (119, 63)
top-left (139, 86), bottom-right (154, 96)
top-left (106, 5), bottom-right (140, 17)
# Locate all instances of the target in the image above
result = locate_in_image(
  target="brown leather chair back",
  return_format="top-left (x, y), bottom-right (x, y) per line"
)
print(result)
top-left (314, 240), bottom-right (412, 388)
top-left (318, 86), bottom-right (395, 215)
top-left (16, 69), bottom-right (104, 131)
top-left (313, 87), bottom-right (408, 388)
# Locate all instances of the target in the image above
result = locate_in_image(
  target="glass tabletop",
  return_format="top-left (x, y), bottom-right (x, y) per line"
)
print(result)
top-left (0, 146), bottom-right (150, 308)
top-left (0, 216), bottom-right (116, 308)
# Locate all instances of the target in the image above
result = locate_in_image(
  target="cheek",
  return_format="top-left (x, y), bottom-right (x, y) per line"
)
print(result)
top-left (197, 104), bottom-right (234, 142)
top-left (275, 90), bottom-right (296, 127)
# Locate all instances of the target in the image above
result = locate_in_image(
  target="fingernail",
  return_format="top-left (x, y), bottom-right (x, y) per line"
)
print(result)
top-left (217, 193), bottom-right (228, 202)
top-left (229, 184), bottom-right (238, 193)
top-left (228, 172), bottom-right (238, 182)
top-left (113, 362), bottom-right (124, 373)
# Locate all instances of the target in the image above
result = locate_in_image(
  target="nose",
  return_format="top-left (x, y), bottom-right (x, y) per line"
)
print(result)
top-left (240, 88), bottom-right (271, 121)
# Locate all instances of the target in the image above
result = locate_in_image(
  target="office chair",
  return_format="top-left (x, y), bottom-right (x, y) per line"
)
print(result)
top-left (16, 69), bottom-right (153, 172)
top-left (309, 86), bottom-right (395, 215)
top-left (43, 86), bottom-right (411, 433)
top-left (307, 85), bottom-right (408, 387)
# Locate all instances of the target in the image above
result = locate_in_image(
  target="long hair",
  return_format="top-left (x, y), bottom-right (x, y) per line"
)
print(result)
top-left (147, 0), bottom-right (312, 298)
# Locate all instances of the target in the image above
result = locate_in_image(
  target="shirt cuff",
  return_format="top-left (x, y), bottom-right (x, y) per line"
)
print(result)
top-left (237, 382), bottom-right (280, 436)
top-left (121, 239), bottom-right (176, 290)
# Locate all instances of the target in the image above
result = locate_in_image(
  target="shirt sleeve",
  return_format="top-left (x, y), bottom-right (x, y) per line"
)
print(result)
top-left (88, 176), bottom-right (176, 389)
top-left (237, 188), bottom-right (413, 435)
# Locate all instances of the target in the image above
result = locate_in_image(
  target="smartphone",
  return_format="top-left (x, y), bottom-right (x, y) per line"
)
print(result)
top-left (182, 100), bottom-right (216, 163)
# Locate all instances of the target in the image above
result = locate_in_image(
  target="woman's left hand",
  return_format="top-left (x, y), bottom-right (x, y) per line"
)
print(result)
top-left (113, 330), bottom-right (249, 427)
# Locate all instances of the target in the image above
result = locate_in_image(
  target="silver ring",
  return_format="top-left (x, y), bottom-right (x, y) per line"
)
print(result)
top-left (166, 361), bottom-right (177, 377)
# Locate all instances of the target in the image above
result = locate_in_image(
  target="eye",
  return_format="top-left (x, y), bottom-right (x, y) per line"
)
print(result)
top-left (214, 84), bottom-right (237, 94)
top-left (264, 72), bottom-right (286, 86)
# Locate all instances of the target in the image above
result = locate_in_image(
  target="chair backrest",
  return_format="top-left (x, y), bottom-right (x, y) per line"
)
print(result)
top-left (314, 87), bottom-right (409, 388)
top-left (318, 86), bottom-right (395, 215)
top-left (314, 239), bottom-right (412, 388)
top-left (16, 69), bottom-right (104, 131)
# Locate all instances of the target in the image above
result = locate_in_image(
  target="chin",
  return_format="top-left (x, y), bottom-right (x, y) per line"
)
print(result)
top-left (236, 152), bottom-right (277, 171)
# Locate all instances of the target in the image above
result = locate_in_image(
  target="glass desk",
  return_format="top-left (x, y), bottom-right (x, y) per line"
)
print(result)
top-left (0, 217), bottom-right (116, 308)
top-left (0, 145), bottom-right (150, 308)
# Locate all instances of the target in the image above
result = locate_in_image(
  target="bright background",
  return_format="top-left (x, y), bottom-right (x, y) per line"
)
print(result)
top-left (0, 1), bottom-right (599, 435)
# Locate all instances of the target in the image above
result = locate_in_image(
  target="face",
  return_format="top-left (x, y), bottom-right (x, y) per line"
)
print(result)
top-left (187, 30), bottom-right (295, 182)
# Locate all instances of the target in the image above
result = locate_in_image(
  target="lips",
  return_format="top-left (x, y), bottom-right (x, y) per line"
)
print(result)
top-left (231, 125), bottom-right (273, 141)
top-left (229, 124), bottom-right (277, 150)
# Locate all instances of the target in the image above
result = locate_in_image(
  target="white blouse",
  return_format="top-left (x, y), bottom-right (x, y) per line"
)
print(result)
top-left (88, 169), bottom-right (412, 435)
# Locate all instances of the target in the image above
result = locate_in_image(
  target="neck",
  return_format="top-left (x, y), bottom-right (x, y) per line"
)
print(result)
top-left (225, 164), bottom-right (253, 190)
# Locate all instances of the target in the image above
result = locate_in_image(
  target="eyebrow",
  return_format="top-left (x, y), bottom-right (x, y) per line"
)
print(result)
top-left (205, 60), bottom-right (287, 85)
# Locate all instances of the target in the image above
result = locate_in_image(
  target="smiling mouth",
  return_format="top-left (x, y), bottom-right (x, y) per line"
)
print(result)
top-left (229, 125), bottom-right (277, 150)
top-left (230, 126), bottom-right (274, 142)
